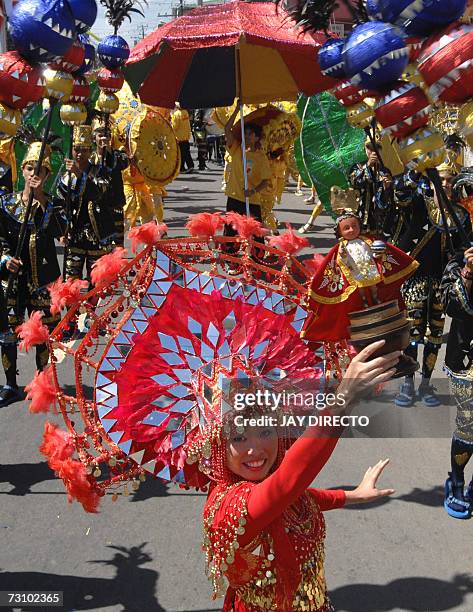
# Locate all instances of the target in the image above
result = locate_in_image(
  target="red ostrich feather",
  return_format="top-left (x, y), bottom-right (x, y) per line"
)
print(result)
top-left (40, 421), bottom-right (75, 464)
top-left (48, 278), bottom-right (89, 315)
top-left (224, 211), bottom-right (268, 239)
top-left (128, 221), bottom-right (168, 253)
top-left (303, 253), bottom-right (326, 276)
top-left (40, 421), bottom-right (100, 514)
top-left (267, 224), bottom-right (310, 255)
top-left (55, 458), bottom-right (101, 513)
top-left (24, 366), bottom-right (57, 414)
top-left (186, 212), bottom-right (224, 239)
top-left (15, 311), bottom-right (49, 352)
top-left (90, 247), bottom-right (128, 286)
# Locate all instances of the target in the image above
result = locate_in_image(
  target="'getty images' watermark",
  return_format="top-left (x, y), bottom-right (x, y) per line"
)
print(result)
top-left (233, 390), bottom-right (347, 411)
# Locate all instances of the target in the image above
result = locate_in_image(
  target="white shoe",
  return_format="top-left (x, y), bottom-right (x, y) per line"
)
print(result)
top-left (298, 223), bottom-right (314, 234)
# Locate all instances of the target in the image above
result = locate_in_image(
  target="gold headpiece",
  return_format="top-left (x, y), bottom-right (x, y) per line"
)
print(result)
top-left (437, 157), bottom-right (461, 174)
top-left (22, 142), bottom-right (52, 172)
top-left (91, 115), bottom-right (109, 134)
top-left (73, 125), bottom-right (93, 148)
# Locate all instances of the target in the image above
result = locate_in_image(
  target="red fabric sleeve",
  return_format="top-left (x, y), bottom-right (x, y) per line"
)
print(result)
top-left (239, 426), bottom-right (342, 546)
top-left (308, 487), bottom-right (346, 511)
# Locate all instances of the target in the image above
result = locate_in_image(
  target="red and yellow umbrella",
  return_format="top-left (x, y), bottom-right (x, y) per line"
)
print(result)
top-left (123, 0), bottom-right (335, 109)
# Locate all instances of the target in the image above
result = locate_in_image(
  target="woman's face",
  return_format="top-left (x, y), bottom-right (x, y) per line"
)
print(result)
top-left (226, 426), bottom-right (279, 481)
top-left (439, 170), bottom-right (454, 198)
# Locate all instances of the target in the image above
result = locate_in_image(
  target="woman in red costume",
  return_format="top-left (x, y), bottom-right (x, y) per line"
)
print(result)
top-left (193, 341), bottom-right (399, 612)
top-left (31, 224), bottom-right (400, 612)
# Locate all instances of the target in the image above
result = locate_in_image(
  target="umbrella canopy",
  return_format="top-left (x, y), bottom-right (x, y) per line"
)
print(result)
top-left (124, 0), bottom-right (336, 109)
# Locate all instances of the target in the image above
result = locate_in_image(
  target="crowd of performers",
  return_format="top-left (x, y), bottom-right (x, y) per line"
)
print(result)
top-left (1, 106), bottom-right (473, 610)
top-left (0, 123), bottom-right (131, 406)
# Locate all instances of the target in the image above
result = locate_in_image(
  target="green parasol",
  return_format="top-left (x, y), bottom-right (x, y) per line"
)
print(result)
top-left (295, 92), bottom-right (367, 217)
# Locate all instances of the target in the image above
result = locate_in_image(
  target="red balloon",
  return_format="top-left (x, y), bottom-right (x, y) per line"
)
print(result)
top-left (97, 68), bottom-right (124, 93)
top-left (332, 80), bottom-right (368, 107)
top-left (375, 82), bottom-right (431, 138)
top-left (0, 51), bottom-right (45, 110)
top-left (50, 41), bottom-right (86, 74)
top-left (69, 76), bottom-right (91, 103)
top-left (405, 36), bottom-right (425, 62)
top-left (418, 22), bottom-right (473, 103)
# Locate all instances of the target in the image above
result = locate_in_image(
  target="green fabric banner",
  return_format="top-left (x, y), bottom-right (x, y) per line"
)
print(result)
top-left (295, 93), bottom-right (367, 218)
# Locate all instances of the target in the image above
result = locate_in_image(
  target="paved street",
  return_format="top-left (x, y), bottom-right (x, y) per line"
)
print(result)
top-left (1, 159), bottom-right (472, 612)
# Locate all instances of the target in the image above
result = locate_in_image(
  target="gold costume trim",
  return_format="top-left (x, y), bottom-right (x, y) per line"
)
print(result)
top-left (87, 201), bottom-right (101, 240)
top-left (310, 284), bottom-right (358, 305)
top-left (382, 260), bottom-right (419, 285)
top-left (410, 227), bottom-right (436, 260)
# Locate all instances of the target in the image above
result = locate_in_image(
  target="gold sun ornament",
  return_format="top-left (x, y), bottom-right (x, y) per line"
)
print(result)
top-left (129, 106), bottom-right (180, 186)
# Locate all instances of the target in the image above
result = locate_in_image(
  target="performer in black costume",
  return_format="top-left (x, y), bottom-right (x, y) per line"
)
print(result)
top-left (441, 244), bottom-right (473, 519)
top-left (0, 142), bottom-right (65, 407)
top-left (90, 123), bottom-right (129, 246)
top-left (349, 140), bottom-right (393, 236)
top-left (393, 161), bottom-right (470, 407)
top-left (58, 125), bottom-right (117, 285)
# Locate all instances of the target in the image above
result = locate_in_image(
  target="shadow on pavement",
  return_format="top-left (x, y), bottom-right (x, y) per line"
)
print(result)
top-left (0, 462), bottom-right (56, 496)
top-left (396, 485), bottom-right (445, 508)
top-left (131, 477), bottom-right (169, 502)
top-left (330, 574), bottom-right (473, 611)
top-left (0, 543), bottom-right (165, 612)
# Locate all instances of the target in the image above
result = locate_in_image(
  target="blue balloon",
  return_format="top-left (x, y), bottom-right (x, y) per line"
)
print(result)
top-left (318, 38), bottom-right (347, 79)
top-left (9, 0), bottom-right (76, 64)
top-left (343, 21), bottom-right (409, 91)
top-left (366, 0), bottom-right (467, 36)
top-left (98, 34), bottom-right (130, 70)
top-left (74, 33), bottom-right (96, 76)
top-left (67, 0), bottom-right (97, 35)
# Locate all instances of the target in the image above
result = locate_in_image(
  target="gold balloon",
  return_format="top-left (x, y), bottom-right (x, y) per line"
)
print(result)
top-left (457, 101), bottom-right (473, 148)
top-left (346, 102), bottom-right (373, 129)
top-left (0, 102), bottom-right (21, 138)
top-left (96, 91), bottom-right (120, 115)
top-left (60, 102), bottom-right (87, 126)
top-left (398, 127), bottom-right (445, 172)
top-left (43, 69), bottom-right (74, 102)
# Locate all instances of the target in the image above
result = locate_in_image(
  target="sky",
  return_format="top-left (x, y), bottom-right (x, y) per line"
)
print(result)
top-left (93, 0), bottom-right (179, 45)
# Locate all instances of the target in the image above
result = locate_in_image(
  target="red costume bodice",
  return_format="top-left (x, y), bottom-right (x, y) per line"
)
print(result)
top-left (203, 430), bottom-right (345, 611)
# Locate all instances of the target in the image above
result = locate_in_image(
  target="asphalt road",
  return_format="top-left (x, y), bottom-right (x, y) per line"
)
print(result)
top-left (1, 159), bottom-right (472, 612)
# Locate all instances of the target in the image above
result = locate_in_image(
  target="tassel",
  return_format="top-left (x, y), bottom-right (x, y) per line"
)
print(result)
top-left (225, 211), bottom-right (267, 239)
top-left (48, 277), bottom-right (89, 315)
top-left (267, 223), bottom-right (309, 255)
top-left (186, 212), bottom-right (224, 239)
top-left (128, 221), bottom-right (168, 253)
top-left (90, 247), bottom-right (127, 286)
top-left (15, 311), bottom-right (49, 352)
top-left (24, 365), bottom-right (57, 414)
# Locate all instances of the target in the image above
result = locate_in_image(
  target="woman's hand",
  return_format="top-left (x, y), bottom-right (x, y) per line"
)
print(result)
top-left (64, 159), bottom-right (78, 175)
top-left (344, 458), bottom-right (395, 504)
top-left (463, 246), bottom-right (473, 273)
top-left (336, 340), bottom-right (399, 409)
top-left (6, 257), bottom-right (22, 273)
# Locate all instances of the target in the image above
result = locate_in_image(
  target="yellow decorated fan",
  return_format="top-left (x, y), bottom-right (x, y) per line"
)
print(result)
top-left (263, 112), bottom-right (301, 153)
top-left (112, 82), bottom-right (143, 147)
top-left (129, 107), bottom-right (180, 186)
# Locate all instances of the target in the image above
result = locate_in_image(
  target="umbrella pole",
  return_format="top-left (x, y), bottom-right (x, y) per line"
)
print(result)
top-left (236, 45), bottom-right (250, 216)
